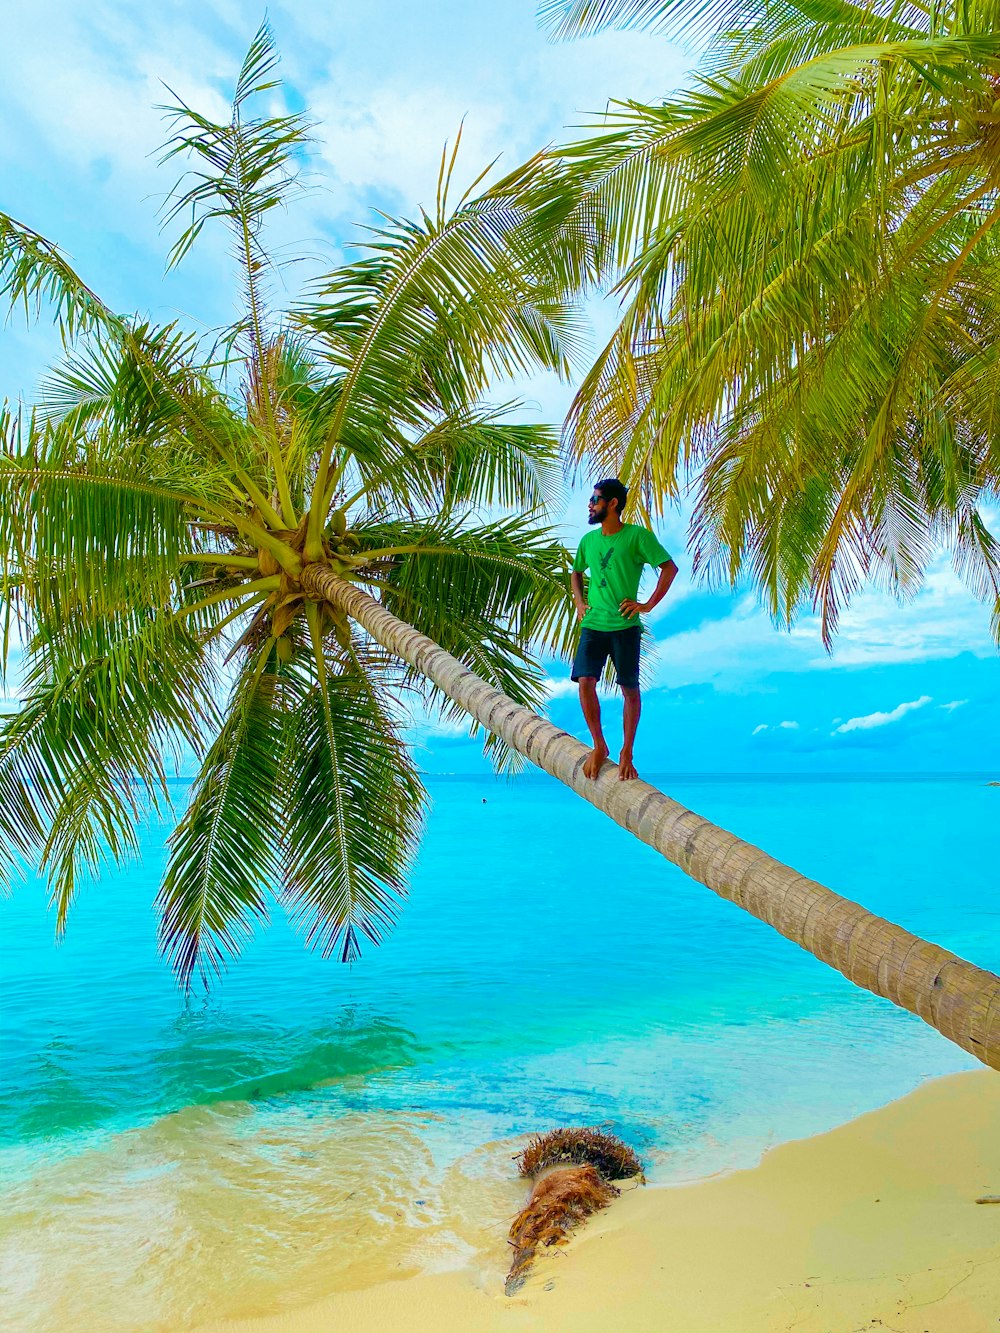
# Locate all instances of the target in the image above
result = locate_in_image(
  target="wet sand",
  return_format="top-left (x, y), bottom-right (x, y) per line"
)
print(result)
top-left (199, 1069), bottom-right (1000, 1333)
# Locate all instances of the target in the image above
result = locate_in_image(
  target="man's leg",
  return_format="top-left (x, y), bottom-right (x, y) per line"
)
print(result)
top-left (611, 626), bottom-right (642, 780)
top-left (619, 686), bottom-right (641, 781)
top-left (578, 677), bottom-right (609, 779)
top-left (572, 628), bottom-right (612, 780)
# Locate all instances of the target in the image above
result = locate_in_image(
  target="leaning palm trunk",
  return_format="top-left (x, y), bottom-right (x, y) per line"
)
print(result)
top-left (302, 565), bottom-right (1000, 1073)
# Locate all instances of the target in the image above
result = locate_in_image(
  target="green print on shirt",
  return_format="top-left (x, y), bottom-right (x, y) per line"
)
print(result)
top-left (572, 523), bottom-right (672, 633)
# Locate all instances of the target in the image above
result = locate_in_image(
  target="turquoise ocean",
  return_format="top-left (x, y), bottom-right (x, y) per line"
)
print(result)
top-left (1, 773), bottom-right (997, 1330)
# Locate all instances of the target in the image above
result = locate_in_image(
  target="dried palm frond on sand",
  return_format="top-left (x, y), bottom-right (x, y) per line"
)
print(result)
top-left (505, 1128), bottom-right (643, 1294)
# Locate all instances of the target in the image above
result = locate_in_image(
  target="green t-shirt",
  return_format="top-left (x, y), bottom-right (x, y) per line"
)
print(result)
top-left (573, 524), bottom-right (672, 631)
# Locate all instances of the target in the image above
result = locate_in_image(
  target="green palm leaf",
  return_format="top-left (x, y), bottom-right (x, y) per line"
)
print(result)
top-left (0, 615), bottom-right (211, 915)
top-left (158, 20), bottom-right (308, 281)
top-left (409, 411), bottom-right (562, 515)
top-left (0, 213), bottom-right (112, 341)
top-left (299, 183), bottom-right (585, 547)
top-left (353, 516), bottom-right (574, 767)
top-left (280, 609), bottom-right (424, 963)
top-left (157, 640), bottom-right (285, 986)
top-left (0, 417), bottom-right (191, 637)
top-left (358, 514), bottom-right (574, 654)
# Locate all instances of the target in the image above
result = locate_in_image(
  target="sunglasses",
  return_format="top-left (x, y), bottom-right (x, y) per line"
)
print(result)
top-left (588, 494), bottom-right (606, 505)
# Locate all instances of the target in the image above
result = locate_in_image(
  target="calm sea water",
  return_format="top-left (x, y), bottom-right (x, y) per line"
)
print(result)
top-left (1, 773), bottom-right (997, 1330)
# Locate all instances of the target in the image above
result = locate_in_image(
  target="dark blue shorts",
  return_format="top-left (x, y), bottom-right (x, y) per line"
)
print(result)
top-left (571, 626), bottom-right (641, 690)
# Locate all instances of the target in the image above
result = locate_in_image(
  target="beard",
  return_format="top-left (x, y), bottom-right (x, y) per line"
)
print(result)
top-left (587, 509), bottom-right (604, 525)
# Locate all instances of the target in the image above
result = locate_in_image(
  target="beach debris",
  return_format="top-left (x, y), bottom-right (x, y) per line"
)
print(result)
top-left (504, 1128), bottom-right (643, 1295)
top-left (974, 1195), bottom-right (1000, 1204)
top-left (516, 1126), bottom-right (644, 1181)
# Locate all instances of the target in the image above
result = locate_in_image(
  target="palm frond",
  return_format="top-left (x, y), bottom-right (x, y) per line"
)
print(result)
top-left (0, 614), bottom-right (212, 918)
top-left (0, 416), bottom-right (192, 644)
top-left (36, 321), bottom-right (203, 434)
top-left (157, 23), bottom-right (310, 525)
top-left (279, 607), bottom-right (424, 962)
top-left (158, 22), bottom-right (309, 279)
top-left (417, 410), bottom-right (563, 514)
top-left (351, 516), bottom-right (575, 765)
top-left (233, 19), bottom-right (283, 109)
top-left (339, 405), bottom-right (563, 518)
top-left (539, 0), bottom-right (702, 40)
top-left (157, 639), bottom-right (285, 986)
top-left (299, 173), bottom-right (586, 538)
top-left (0, 213), bottom-right (112, 341)
top-left (358, 514), bottom-right (575, 655)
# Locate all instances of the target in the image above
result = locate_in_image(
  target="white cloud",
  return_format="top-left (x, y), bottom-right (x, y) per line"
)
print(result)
top-left (309, 87), bottom-right (511, 220)
top-left (801, 563), bottom-right (996, 669)
top-left (833, 696), bottom-right (932, 735)
top-left (291, 0), bottom-right (689, 231)
top-left (752, 719), bottom-right (799, 736)
top-left (544, 677), bottom-right (580, 700)
top-left (941, 699), bottom-right (968, 712)
top-left (644, 549), bottom-right (996, 694)
top-left (0, 3), bottom-right (232, 184)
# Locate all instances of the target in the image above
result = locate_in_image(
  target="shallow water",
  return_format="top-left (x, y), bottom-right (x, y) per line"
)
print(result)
top-left (1, 773), bottom-right (996, 1330)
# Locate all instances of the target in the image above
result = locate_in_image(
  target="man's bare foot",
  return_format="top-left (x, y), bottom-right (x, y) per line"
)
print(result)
top-left (583, 743), bottom-right (609, 779)
top-left (618, 750), bottom-right (638, 781)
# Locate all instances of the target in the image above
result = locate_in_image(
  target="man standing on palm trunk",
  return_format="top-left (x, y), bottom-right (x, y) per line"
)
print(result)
top-left (570, 478), bottom-right (677, 781)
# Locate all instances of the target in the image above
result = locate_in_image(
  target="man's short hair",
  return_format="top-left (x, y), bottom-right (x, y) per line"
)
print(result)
top-left (595, 477), bottom-right (628, 514)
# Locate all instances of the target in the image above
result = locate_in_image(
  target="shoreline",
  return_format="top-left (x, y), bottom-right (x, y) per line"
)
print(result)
top-left (198, 1069), bottom-right (1000, 1333)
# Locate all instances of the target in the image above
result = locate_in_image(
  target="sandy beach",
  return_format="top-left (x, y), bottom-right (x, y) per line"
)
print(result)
top-left (198, 1070), bottom-right (1000, 1333)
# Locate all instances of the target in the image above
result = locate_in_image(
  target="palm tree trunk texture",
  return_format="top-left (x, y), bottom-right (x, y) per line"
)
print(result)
top-left (301, 565), bottom-right (1000, 1072)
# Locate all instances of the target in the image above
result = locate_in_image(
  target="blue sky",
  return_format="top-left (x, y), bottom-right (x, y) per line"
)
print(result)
top-left (2, 1), bottom-right (996, 775)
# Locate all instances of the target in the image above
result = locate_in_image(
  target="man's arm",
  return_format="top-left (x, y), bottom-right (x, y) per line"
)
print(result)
top-left (619, 559), bottom-right (677, 619)
top-left (570, 570), bottom-right (589, 622)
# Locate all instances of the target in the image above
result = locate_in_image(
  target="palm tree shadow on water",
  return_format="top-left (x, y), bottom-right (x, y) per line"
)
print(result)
top-left (0, 1038), bottom-right (453, 1333)
top-left (156, 1004), bottom-right (426, 1107)
top-left (0, 1006), bottom-right (425, 1147)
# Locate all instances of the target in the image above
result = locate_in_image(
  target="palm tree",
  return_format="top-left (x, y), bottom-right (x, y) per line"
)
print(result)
top-left (542, 0), bottom-right (1000, 644)
top-left (1, 24), bottom-right (997, 1072)
top-left (0, 25), bottom-right (580, 981)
